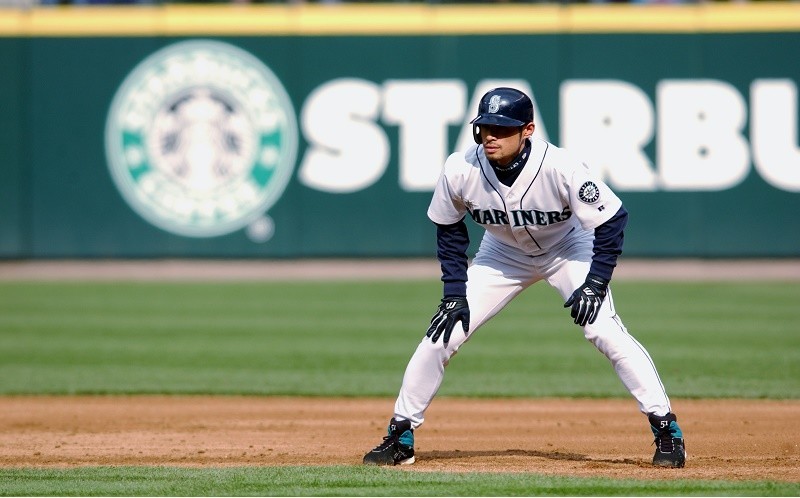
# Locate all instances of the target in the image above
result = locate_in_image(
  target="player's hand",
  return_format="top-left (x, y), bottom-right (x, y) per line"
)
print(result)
top-left (564, 274), bottom-right (609, 326)
top-left (426, 297), bottom-right (470, 345)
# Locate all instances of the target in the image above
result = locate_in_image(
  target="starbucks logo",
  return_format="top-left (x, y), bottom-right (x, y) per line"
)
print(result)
top-left (105, 40), bottom-right (297, 239)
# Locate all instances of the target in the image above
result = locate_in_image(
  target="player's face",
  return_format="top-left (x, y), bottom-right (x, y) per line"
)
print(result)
top-left (480, 123), bottom-right (534, 165)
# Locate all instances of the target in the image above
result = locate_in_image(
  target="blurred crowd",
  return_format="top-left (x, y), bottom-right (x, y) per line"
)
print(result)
top-left (2, 0), bottom-right (793, 6)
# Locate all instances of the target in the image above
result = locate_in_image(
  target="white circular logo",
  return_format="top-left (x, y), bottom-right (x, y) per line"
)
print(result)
top-left (105, 40), bottom-right (297, 238)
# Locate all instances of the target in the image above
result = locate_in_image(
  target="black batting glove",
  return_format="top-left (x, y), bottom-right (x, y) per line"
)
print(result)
top-left (426, 297), bottom-right (470, 345)
top-left (564, 274), bottom-right (609, 327)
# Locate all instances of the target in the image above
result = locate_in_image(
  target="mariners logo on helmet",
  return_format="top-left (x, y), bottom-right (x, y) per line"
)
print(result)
top-left (488, 95), bottom-right (501, 114)
top-left (105, 40), bottom-right (297, 240)
top-left (578, 181), bottom-right (601, 204)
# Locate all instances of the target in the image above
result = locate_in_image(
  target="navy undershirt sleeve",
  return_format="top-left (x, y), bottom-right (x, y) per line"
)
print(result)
top-left (590, 205), bottom-right (628, 282)
top-left (435, 219), bottom-right (470, 297)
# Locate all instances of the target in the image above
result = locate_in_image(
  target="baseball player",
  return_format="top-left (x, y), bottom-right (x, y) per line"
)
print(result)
top-left (363, 87), bottom-right (686, 468)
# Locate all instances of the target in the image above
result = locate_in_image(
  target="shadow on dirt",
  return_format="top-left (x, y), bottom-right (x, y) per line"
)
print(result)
top-left (419, 449), bottom-right (643, 466)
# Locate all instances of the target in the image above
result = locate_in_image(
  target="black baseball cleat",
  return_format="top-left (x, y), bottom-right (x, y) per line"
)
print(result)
top-left (363, 418), bottom-right (415, 466)
top-left (649, 412), bottom-right (686, 468)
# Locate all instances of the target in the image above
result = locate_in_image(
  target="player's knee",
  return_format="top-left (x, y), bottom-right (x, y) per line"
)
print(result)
top-left (580, 321), bottom-right (605, 344)
top-left (420, 336), bottom-right (453, 358)
top-left (421, 336), bottom-right (463, 365)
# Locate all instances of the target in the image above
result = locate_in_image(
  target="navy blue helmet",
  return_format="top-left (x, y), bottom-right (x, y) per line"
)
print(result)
top-left (470, 87), bottom-right (534, 144)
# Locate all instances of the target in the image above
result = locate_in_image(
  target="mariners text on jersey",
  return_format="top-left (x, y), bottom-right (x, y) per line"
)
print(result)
top-left (469, 206), bottom-right (572, 227)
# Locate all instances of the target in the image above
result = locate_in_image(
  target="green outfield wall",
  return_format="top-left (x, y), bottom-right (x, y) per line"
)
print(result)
top-left (0, 4), bottom-right (798, 258)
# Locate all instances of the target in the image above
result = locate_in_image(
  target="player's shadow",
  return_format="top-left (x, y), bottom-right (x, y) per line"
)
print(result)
top-left (419, 449), bottom-right (641, 466)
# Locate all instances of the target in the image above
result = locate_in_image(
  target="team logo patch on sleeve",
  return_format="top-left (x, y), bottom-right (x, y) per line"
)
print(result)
top-left (578, 181), bottom-right (601, 204)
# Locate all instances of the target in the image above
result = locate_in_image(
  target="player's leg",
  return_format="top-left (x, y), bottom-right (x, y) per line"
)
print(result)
top-left (393, 251), bottom-right (534, 428)
top-left (542, 239), bottom-right (685, 467)
top-left (364, 250), bottom-right (535, 465)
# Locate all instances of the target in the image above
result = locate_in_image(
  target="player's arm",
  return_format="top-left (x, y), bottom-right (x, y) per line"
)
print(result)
top-left (436, 219), bottom-right (469, 298)
top-left (589, 205), bottom-right (628, 282)
top-left (426, 218), bottom-right (470, 345)
top-left (425, 153), bottom-right (473, 344)
top-left (564, 205), bottom-right (628, 326)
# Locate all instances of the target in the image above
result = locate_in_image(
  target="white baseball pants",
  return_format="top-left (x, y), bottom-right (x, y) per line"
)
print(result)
top-left (394, 231), bottom-right (672, 429)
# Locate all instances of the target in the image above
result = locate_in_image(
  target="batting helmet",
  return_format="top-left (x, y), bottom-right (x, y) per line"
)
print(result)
top-left (470, 87), bottom-right (534, 144)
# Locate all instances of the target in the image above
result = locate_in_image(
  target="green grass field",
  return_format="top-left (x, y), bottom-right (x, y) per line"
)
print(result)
top-left (2, 466), bottom-right (799, 496)
top-left (0, 279), bottom-right (798, 496)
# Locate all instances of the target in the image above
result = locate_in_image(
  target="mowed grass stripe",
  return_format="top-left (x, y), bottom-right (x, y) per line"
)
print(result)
top-left (0, 465), bottom-right (798, 496)
top-left (0, 281), bottom-right (797, 398)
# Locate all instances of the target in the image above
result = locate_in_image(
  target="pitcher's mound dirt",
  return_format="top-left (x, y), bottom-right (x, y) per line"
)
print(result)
top-left (1, 396), bottom-right (798, 482)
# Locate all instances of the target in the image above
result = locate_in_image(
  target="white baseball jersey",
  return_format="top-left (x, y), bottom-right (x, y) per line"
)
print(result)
top-left (427, 137), bottom-right (622, 256)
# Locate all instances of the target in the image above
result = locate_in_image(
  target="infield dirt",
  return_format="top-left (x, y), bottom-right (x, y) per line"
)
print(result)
top-left (1, 396), bottom-right (798, 482)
